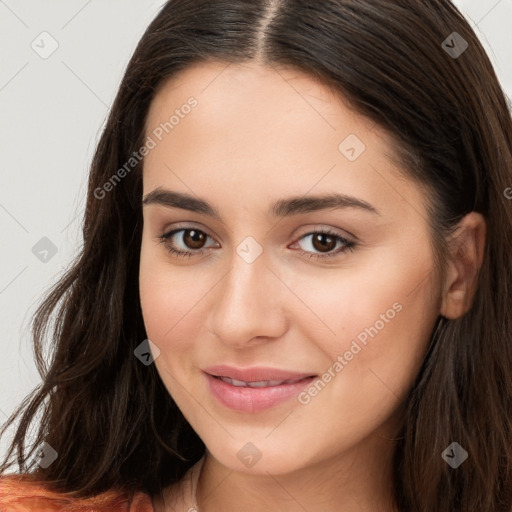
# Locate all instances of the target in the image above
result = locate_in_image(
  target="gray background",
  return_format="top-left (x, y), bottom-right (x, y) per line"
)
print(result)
top-left (1, 0), bottom-right (511, 457)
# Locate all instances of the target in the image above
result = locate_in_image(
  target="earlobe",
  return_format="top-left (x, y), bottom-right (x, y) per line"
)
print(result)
top-left (440, 212), bottom-right (486, 320)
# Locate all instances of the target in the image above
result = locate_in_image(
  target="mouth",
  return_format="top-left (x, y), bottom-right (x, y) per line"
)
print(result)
top-left (203, 367), bottom-right (317, 413)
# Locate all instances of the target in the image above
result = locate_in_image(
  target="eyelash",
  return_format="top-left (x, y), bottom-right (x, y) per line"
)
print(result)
top-left (157, 227), bottom-right (356, 260)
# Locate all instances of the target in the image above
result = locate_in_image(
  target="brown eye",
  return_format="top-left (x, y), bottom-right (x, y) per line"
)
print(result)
top-left (158, 227), bottom-right (217, 258)
top-left (294, 230), bottom-right (356, 260)
top-left (311, 233), bottom-right (338, 253)
top-left (182, 229), bottom-right (207, 249)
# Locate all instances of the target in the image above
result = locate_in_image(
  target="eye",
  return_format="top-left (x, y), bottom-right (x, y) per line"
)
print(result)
top-left (292, 229), bottom-right (356, 260)
top-left (158, 228), bottom-right (218, 258)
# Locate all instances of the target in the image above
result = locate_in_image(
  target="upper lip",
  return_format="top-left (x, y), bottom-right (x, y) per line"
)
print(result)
top-left (203, 365), bottom-right (316, 383)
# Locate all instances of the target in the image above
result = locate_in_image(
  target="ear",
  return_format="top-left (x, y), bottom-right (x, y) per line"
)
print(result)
top-left (440, 212), bottom-right (486, 319)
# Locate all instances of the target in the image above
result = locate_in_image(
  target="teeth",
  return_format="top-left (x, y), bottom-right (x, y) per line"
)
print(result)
top-left (267, 379), bottom-right (287, 386)
top-left (218, 376), bottom-right (306, 387)
top-left (229, 378), bottom-right (248, 387)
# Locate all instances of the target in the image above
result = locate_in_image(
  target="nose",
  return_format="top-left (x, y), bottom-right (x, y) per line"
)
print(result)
top-left (207, 247), bottom-right (289, 349)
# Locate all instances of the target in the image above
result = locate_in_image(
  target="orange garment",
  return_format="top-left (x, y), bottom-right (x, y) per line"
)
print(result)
top-left (0, 475), bottom-right (154, 512)
top-left (0, 456), bottom-right (205, 512)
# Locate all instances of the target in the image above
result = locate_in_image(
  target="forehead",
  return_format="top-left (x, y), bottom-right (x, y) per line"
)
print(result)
top-left (142, 61), bottom-right (427, 224)
top-left (145, 60), bottom-right (371, 145)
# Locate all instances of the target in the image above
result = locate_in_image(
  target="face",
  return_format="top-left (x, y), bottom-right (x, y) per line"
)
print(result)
top-left (139, 60), bottom-right (441, 475)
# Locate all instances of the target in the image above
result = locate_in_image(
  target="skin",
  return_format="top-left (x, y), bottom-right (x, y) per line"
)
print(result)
top-left (139, 61), bottom-right (486, 512)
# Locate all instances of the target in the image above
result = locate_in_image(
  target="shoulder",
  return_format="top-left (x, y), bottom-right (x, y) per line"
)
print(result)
top-left (0, 474), bottom-right (154, 512)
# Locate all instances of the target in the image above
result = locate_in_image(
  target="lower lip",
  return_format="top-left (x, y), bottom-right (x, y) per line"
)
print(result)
top-left (204, 372), bottom-right (316, 412)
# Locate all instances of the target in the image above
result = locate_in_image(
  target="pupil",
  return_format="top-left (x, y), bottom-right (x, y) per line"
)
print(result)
top-left (313, 233), bottom-right (335, 253)
top-left (186, 229), bottom-right (205, 249)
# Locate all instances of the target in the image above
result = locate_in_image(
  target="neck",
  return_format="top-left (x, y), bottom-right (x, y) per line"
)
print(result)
top-left (196, 433), bottom-right (399, 512)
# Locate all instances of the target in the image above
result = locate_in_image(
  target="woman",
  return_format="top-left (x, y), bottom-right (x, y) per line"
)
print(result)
top-left (1, 1), bottom-right (511, 511)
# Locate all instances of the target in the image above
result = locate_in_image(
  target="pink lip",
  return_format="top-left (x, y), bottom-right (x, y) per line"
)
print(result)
top-left (202, 365), bottom-right (317, 413)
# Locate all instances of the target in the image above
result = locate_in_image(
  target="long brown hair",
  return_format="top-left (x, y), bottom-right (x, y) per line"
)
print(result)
top-left (1, 1), bottom-right (511, 510)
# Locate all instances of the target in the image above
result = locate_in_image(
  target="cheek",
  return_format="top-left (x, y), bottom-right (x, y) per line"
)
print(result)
top-left (285, 238), bottom-right (439, 401)
top-left (139, 240), bottom-right (216, 378)
top-left (139, 258), bottom-right (196, 408)
top-left (139, 230), bottom-right (193, 331)
top-left (139, 256), bottom-right (198, 347)
top-left (285, 257), bottom-right (438, 452)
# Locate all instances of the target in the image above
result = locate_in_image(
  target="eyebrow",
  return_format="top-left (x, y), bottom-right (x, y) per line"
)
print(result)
top-left (142, 188), bottom-right (381, 218)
